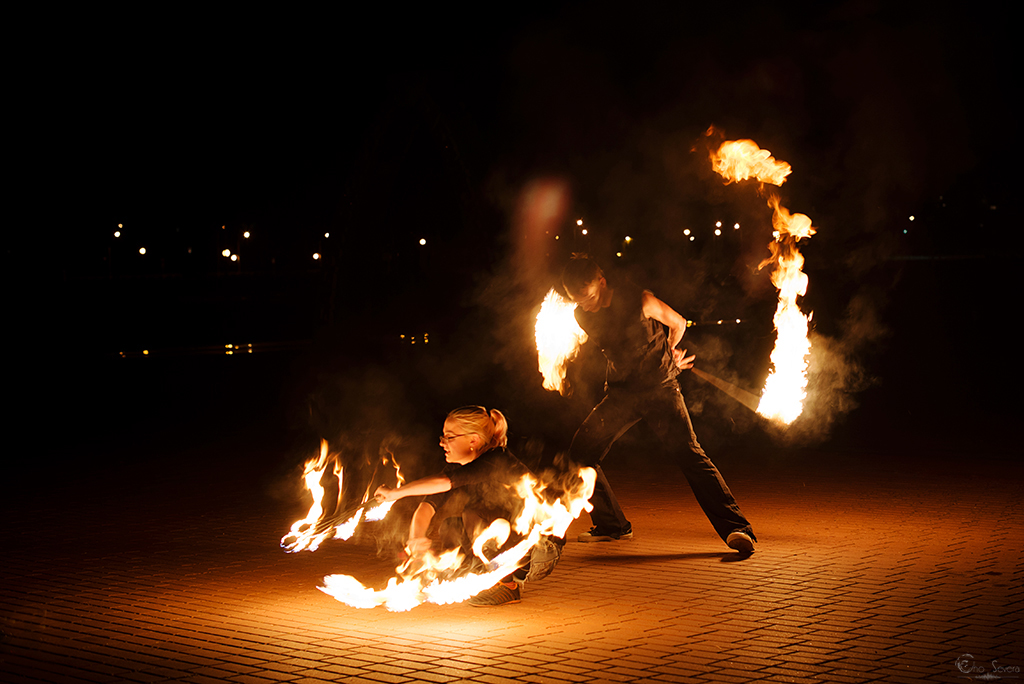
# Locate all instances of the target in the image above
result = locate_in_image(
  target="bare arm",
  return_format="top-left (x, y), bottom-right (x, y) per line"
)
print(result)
top-left (406, 502), bottom-right (436, 554)
top-left (375, 475), bottom-right (452, 502)
top-left (642, 291), bottom-right (695, 370)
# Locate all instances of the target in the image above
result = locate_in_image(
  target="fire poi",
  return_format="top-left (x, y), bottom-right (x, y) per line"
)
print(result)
top-left (532, 255), bottom-right (757, 553)
top-left (282, 425), bottom-right (596, 612)
top-left (708, 132), bottom-right (817, 425)
top-left (535, 288), bottom-right (588, 394)
top-left (533, 133), bottom-right (817, 426)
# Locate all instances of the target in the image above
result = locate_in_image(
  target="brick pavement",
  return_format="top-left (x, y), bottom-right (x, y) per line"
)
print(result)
top-left (2, 450), bottom-right (1022, 683)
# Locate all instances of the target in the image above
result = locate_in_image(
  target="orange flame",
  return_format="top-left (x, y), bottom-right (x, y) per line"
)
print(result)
top-left (364, 453), bottom-right (404, 521)
top-left (710, 136), bottom-right (814, 425)
top-left (319, 467), bottom-right (596, 612)
top-left (282, 442), bottom-right (406, 551)
top-left (281, 440), bottom-right (345, 553)
top-left (535, 288), bottom-right (588, 394)
top-left (710, 139), bottom-right (792, 186)
top-left (756, 196), bottom-right (816, 424)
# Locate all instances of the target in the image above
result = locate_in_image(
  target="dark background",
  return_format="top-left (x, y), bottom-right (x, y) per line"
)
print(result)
top-left (9, 2), bottom-right (1016, 502)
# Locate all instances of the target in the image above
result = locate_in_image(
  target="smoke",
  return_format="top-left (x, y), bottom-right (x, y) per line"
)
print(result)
top-left (460, 2), bottom-right (998, 452)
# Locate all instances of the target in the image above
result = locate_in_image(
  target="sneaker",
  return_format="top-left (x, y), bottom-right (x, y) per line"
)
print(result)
top-left (578, 527), bottom-right (633, 542)
top-left (468, 581), bottom-right (521, 607)
top-left (726, 531), bottom-right (755, 555)
top-left (524, 537), bottom-right (562, 582)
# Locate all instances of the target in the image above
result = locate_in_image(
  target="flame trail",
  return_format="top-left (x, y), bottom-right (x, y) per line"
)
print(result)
top-left (364, 448), bottom-right (405, 522)
top-left (280, 440), bottom-right (345, 553)
top-left (282, 439), bottom-right (597, 611)
top-left (535, 288), bottom-right (588, 394)
top-left (281, 442), bottom-right (405, 552)
top-left (709, 136), bottom-right (816, 425)
top-left (319, 467), bottom-right (596, 612)
top-left (756, 197), bottom-right (815, 424)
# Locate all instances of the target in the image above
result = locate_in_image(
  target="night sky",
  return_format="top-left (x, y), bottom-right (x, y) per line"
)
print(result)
top-left (16, 2), bottom-right (1016, 482)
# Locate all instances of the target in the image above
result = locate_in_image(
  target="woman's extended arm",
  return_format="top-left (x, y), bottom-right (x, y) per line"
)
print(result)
top-left (374, 474), bottom-right (452, 502)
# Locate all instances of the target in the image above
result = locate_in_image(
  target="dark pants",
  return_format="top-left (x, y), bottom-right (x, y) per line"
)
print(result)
top-left (569, 381), bottom-right (755, 542)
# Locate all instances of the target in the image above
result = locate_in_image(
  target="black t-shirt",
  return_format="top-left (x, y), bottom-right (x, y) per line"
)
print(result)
top-left (574, 278), bottom-right (679, 388)
top-left (424, 447), bottom-right (531, 521)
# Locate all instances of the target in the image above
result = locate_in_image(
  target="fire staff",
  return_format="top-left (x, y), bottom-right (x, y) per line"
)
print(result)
top-left (561, 255), bottom-right (756, 553)
top-left (375, 405), bottom-right (559, 606)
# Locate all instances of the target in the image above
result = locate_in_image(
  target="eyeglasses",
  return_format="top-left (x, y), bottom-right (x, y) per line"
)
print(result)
top-left (439, 433), bottom-right (469, 446)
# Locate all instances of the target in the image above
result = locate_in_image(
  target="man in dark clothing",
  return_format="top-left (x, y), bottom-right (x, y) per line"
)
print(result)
top-left (562, 256), bottom-right (756, 554)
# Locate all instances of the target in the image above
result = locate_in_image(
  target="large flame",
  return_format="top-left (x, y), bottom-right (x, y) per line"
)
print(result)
top-left (281, 443), bottom-right (405, 552)
top-left (756, 197), bottom-right (815, 424)
top-left (709, 137), bottom-right (815, 425)
top-left (710, 139), bottom-right (792, 186)
top-left (280, 440), bottom-right (345, 553)
top-left (535, 288), bottom-right (588, 394)
top-left (319, 467), bottom-right (596, 612)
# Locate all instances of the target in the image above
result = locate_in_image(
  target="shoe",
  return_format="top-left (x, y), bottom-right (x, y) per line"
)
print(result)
top-left (726, 531), bottom-right (755, 555)
top-left (578, 527), bottom-right (633, 542)
top-left (524, 537), bottom-right (562, 582)
top-left (468, 581), bottom-right (521, 607)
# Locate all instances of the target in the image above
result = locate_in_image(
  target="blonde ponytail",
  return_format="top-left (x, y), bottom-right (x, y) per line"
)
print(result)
top-left (446, 405), bottom-right (509, 451)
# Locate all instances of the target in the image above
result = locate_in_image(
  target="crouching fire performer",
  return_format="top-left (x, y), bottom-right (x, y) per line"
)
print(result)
top-left (375, 405), bottom-right (561, 606)
top-left (561, 255), bottom-right (757, 554)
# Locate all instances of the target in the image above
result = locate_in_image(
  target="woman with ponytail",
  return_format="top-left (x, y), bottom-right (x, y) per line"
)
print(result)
top-left (375, 406), bottom-right (539, 606)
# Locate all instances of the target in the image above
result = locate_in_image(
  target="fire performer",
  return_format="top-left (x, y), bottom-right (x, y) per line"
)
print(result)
top-left (375, 405), bottom-right (560, 606)
top-left (561, 255), bottom-right (756, 554)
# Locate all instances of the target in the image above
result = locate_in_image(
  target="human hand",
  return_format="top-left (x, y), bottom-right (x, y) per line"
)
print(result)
top-left (672, 348), bottom-right (695, 370)
top-left (405, 537), bottom-right (432, 556)
top-left (375, 485), bottom-right (397, 502)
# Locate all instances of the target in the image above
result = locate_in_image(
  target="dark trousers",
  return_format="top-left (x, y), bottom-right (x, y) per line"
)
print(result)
top-left (568, 381), bottom-right (755, 542)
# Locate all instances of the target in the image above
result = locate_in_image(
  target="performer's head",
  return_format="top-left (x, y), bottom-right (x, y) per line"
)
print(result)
top-left (441, 406), bottom-right (509, 464)
top-left (562, 254), bottom-right (607, 313)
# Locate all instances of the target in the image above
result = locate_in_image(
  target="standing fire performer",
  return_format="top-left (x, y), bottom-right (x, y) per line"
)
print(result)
top-left (375, 405), bottom-right (560, 606)
top-left (561, 255), bottom-right (756, 554)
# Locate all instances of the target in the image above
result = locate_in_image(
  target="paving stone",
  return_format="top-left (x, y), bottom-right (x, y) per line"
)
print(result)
top-left (2, 452), bottom-right (1022, 684)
